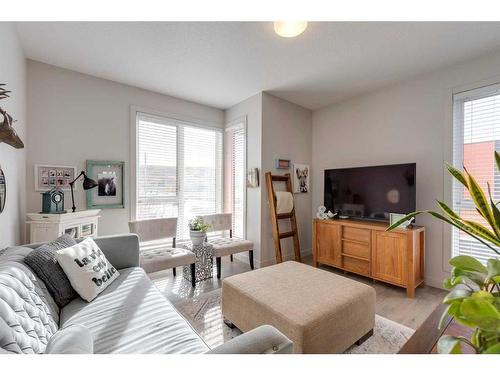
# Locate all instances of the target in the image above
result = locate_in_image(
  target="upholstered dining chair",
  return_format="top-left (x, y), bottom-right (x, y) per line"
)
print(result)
top-left (128, 217), bottom-right (196, 287)
top-left (198, 213), bottom-right (254, 279)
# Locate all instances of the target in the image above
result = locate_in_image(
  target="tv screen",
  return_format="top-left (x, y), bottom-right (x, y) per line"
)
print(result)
top-left (324, 163), bottom-right (416, 222)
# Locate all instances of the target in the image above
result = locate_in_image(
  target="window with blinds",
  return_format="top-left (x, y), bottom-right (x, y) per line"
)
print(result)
top-left (452, 83), bottom-right (500, 263)
top-left (136, 112), bottom-right (223, 241)
top-left (225, 123), bottom-right (246, 239)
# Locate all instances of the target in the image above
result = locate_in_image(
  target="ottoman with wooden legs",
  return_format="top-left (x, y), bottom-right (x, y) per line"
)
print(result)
top-left (221, 261), bottom-right (376, 354)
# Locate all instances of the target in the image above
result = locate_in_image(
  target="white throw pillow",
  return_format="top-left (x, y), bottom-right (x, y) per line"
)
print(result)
top-left (55, 237), bottom-right (119, 302)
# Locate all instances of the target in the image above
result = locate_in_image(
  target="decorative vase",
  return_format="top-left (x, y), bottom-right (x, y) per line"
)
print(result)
top-left (190, 230), bottom-right (206, 245)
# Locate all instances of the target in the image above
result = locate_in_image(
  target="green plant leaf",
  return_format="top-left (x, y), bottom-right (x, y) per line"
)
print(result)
top-left (495, 151), bottom-right (500, 173)
top-left (450, 255), bottom-right (487, 274)
top-left (436, 200), bottom-right (462, 221)
top-left (465, 169), bottom-right (499, 236)
top-left (385, 211), bottom-right (422, 231)
top-left (484, 342), bottom-right (500, 354)
top-left (471, 290), bottom-right (495, 303)
top-left (426, 211), bottom-right (500, 253)
top-left (463, 220), bottom-right (499, 245)
top-left (437, 335), bottom-right (462, 354)
top-left (453, 314), bottom-right (478, 328)
top-left (460, 297), bottom-right (500, 332)
top-left (439, 302), bottom-right (461, 329)
top-left (446, 164), bottom-right (468, 188)
top-left (447, 274), bottom-right (482, 290)
top-left (387, 207), bottom-right (500, 254)
top-left (487, 182), bottom-right (500, 238)
top-left (443, 288), bottom-right (472, 304)
top-left (451, 270), bottom-right (485, 289)
top-left (487, 259), bottom-right (500, 279)
top-left (439, 304), bottom-right (452, 329)
top-left (443, 277), bottom-right (453, 289)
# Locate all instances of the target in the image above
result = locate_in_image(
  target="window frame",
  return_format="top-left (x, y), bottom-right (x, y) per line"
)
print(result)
top-left (224, 117), bottom-right (247, 239)
top-left (130, 106), bottom-right (225, 230)
top-left (449, 82), bottom-right (500, 264)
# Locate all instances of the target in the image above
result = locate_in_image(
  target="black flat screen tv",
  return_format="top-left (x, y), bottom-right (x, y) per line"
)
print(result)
top-left (324, 163), bottom-right (416, 222)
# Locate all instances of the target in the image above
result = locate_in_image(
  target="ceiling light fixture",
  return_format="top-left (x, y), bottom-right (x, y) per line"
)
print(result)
top-left (273, 21), bottom-right (308, 38)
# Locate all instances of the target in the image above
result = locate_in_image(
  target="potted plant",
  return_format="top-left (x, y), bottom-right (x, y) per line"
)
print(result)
top-left (189, 216), bottom-right (210, 245)
top-left (388, 152), bottom-right (500, 354)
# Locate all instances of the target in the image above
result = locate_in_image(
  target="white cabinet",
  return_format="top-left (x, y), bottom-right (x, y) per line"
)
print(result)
top-left (26, 210), bottom-right (101, 243)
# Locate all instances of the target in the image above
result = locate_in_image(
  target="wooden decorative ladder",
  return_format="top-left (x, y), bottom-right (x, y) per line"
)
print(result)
top-left (265, 172), bottom-right (301, 264)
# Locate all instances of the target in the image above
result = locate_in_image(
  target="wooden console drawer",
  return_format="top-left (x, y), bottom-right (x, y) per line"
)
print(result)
top-left (342, 239), bottom-right (370, 259)
top-left (342, 226), bottom-right (370, 243)
top-left (343, 256), bottom-right (370, 276)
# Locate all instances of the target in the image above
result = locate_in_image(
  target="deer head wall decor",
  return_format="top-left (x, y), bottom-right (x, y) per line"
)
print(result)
top-left (0, 83), bottom-right (24, 149)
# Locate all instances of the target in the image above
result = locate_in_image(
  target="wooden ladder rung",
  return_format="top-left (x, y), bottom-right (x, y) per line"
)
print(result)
top-left (277, 212), bottom-right (293, 219)
top-left (271, 175), bottom-right (289, 182)
top-left (279, 230), bottom-right (296, 239)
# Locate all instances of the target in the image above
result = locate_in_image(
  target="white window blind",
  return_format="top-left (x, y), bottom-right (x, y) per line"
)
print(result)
top-left (225, 123), bottom-right (246, 239)
top-left (452, 83), bottom-right (500, 263)
top-left (136, 112), bottom-right (223, 241)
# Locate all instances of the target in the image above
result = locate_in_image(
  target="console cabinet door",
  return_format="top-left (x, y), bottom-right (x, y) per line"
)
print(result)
top-left (315, 222), bottom-right (342, 267)
top-left (371, 231), bottom-right (407, 285)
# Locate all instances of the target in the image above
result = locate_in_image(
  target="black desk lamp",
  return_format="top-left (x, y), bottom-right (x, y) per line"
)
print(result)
top-left (69, 171), bottom-right (98, 212)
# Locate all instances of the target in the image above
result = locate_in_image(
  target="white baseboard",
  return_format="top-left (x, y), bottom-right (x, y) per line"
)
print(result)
top-left (258, 248), bottom-right (312, 268)
top-left (423, 276), bottom-right (446, 290)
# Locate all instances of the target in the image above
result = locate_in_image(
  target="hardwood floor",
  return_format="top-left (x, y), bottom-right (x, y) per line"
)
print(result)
top-left (149, 255), bottom-right (446, 330)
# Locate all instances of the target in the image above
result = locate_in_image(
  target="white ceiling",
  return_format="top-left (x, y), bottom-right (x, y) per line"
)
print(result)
top-left (15, 22), bottom-right (500, 110)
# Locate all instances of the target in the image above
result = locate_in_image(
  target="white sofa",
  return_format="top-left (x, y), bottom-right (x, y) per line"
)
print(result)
top-left (0, 234), bottom-right (292, 354)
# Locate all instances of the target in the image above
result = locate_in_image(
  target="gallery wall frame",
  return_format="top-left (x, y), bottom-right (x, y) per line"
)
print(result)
top-left (34, 164), bottom-right (77, 191)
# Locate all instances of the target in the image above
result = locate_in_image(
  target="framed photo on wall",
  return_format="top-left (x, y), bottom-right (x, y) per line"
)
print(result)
top-left (86, 160), bottom-right (125, 209)
top-left (34, 165), bottom-right (76, 191)
top-left (293, 163), bottom-right (310, 193)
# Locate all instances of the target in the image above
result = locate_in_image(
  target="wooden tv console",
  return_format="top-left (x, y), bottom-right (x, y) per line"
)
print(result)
top-left (312, 218), bottom-right (425, 298)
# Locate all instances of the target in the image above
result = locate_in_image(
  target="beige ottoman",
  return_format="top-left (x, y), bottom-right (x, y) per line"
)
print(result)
top-left (222, 261), bottom-right (375, 354)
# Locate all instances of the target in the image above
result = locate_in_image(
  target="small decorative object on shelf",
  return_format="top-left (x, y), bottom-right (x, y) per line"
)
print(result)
top-left (316, 205), bottom-right (336, 220)
top-left (182, 242), bottom-right (214, 283)
top-left (41, 187), bottom-right (66, 214)
top-left (0, 83), bottom-right (24, 149)
top-left (188, 216), bottom-right (210, 245)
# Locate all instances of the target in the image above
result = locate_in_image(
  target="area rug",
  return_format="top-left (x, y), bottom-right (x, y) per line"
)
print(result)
top-left (173, 289), bottom-right (415, 354)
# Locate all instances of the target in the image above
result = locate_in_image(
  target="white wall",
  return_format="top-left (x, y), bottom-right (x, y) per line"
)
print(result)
top-left (225, 93), bottom-right (312, 268)
top-left (261, 93), bottom-right (312, 266)
top-left (312, 50), bottom-right (500, 289)
top-left (0, 24), bottom-right (27, 248)
top-left (26, 61), bottom-right (224, 238)
top-left (225, 93), bottom-right (263, 266)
